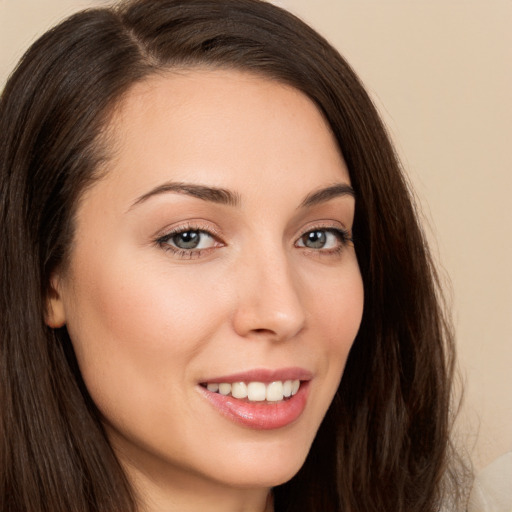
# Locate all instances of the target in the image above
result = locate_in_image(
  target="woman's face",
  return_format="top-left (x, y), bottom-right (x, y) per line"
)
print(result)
top-left (48, 69), bottom-right (363, 497)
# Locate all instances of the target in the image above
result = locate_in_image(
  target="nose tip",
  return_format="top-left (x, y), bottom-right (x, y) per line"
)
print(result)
top-left (231, 258), bottom-right (306, 342)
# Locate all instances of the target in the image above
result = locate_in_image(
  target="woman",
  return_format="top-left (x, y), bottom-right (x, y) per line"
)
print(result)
top-left (0, 0), bottom-right (468, 510)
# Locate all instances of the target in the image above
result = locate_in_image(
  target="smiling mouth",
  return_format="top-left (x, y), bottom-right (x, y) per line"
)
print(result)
top-left (200, 380), bottom-right (301, 403)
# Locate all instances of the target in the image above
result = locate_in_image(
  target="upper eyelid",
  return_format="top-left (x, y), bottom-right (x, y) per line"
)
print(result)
top-left (293, 220), bottom-right (352, 239)
top-left (154, 220), bottom-right (223, 241)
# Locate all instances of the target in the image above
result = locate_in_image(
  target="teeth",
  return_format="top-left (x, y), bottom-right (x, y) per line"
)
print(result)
top-left (231, 382), bottom-right (248, 399)
top-left (266, 381), bottom-right (284, 401)
top-left (283, 380), bottom-right (292, 397)
top-left (218, 383), bottom-right (231, 395)
top-left (204, 379), bottom-right (301, 402)
top-left (247, 382), bottom-right (266, 401)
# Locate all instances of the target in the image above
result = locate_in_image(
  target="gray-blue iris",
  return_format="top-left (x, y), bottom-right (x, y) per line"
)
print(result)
top-left (304, 231), bottom-right (326, 249)
top-left (173, 231), bottom-right (201, 249)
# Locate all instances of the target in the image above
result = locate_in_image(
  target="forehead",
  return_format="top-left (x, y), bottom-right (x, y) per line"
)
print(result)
top-left (97, 68), bottom-right (349, 202)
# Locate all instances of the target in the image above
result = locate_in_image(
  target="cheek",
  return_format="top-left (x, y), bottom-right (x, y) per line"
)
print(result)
top-left (307, 261), bottom-right (364, 343)
top-left (305, 262), bottom-right (364, 384)
top-left (64, 254), bottom-right (228, 410)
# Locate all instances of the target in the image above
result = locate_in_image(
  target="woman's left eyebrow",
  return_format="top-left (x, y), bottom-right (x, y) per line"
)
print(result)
top-left (298, 183), bottom-right (355, 208)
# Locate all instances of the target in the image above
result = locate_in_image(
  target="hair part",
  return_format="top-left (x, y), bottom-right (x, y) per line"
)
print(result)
top-left (0, 1), bottom-right (469, 510)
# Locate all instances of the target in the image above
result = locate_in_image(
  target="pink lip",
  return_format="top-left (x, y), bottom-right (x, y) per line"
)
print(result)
top-left (201, 367), bottom-right (313, 384)
top-left (198, 367), bottom-right (312, 430)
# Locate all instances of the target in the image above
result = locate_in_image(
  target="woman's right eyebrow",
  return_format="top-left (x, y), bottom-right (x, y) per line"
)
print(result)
top-left (128, 181), bottom-right (241, 211)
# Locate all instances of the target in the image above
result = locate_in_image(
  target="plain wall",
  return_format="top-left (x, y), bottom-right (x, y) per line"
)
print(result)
top-left (1, 0), bottom-right (511, 471)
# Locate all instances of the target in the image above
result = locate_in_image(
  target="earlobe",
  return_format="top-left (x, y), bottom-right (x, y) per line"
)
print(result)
top-left (45, 275), bottom-right (66, 328)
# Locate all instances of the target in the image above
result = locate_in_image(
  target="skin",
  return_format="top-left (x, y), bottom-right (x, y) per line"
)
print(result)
top-left (47, 69), bottom-right (364, 512)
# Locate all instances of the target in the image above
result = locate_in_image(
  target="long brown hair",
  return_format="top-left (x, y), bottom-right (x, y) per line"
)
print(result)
top-left (0, 1), bottom-right (467, 510)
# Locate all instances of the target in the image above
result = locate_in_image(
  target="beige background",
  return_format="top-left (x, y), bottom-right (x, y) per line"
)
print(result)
top-left (1, 0), bottom-right (511, 471)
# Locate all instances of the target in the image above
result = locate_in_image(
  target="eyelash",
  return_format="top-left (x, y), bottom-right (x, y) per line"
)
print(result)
top-left (155, 223), bottom-right (353, 259)
top-left (155, 222), bottom-right (221, 259)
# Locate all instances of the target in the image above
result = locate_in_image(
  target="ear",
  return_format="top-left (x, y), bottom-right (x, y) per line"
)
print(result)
top-left (45, 273), bottom-right (66, 328)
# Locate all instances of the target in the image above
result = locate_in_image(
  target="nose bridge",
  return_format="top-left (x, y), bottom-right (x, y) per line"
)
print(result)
top-left (232, 241), bottom-right (306, 341)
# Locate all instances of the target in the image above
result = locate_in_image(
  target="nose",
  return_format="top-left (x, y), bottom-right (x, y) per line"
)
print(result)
top-left (231, 250), bottom-right (306, 342)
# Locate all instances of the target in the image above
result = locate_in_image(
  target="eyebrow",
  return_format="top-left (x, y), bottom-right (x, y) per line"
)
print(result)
top-left (129, 182), bottom-right (241, 209)
top-left (298, 183), bottom-right (355, 208)
top-left (129, 180), bottom-right (354, 211)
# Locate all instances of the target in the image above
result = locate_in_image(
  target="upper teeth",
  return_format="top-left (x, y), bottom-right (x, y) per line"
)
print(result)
top-left (206, 380), bottom-right (301, 402)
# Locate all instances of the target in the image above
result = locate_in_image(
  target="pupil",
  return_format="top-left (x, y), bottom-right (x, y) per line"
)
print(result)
top-left (305, 231), bottom-right (326, 248)
top-left (173, 231), bottom-right (200, 249)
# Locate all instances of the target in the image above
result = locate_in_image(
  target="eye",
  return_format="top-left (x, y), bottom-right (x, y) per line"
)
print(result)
top-left (168, 230), bottom-right (215, 250)
top-left (156, 226), bottom-right (221, 256)
top-left (296, 228), bottom-right (351, 251)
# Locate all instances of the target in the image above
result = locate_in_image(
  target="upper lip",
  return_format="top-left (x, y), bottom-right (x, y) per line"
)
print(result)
top-left (200, 367), bottom-right (313, 384)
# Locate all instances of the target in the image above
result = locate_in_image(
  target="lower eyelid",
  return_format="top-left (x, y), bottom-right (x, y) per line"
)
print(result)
top-left (165, 247), bottom-right (211, 259)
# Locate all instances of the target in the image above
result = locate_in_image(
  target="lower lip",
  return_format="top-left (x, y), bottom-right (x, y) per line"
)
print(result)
top-left (200, 382), bottom-right (310, 430)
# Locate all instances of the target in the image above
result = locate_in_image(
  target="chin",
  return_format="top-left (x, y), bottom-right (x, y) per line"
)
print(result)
top-left (205, 442), bottom-right (311, 489)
